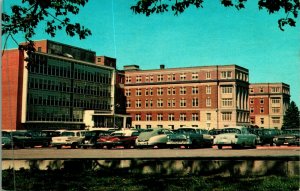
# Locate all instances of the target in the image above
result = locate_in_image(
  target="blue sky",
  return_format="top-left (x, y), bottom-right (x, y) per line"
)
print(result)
top-left (3, 0), bottom-right (300, 106)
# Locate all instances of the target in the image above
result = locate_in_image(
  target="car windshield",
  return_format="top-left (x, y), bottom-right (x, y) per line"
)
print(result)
top-left (61, 132), bottom-right (75, 136)
top-left (176, 129), bottom-right (196, 134)
top-left (222, 128), bottom-right (241, 134)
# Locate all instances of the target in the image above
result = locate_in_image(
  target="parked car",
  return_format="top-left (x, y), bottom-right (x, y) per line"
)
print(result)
top-left (79, 130), bottom-right (111, 149)
top-left (2, 131), bottom-right (13, 149)
top-left (11, 130), bottom-right (55, 148)
top-left (96, 129), bottom-right (140, 149)
top-left (213, 126), bottom-right (257, 149)
top-left (166, 127), bottom-right (213, 149)
top-left (51, 130), bottom-right (86, 149)
top-left (273, 129), bottom-right (300, 146)
top-left (135, 128), bottom-right (173, 148)
top-left (249, 128), bottom-right (281, 146)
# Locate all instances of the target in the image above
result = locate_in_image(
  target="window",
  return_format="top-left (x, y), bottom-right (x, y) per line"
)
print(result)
top-left (222, 112), bottom-right (232, 121)
top-left (206, 113), bottom-right (211, 121)
top-left (126, 100), bottom-right (131, 108)
top-left (271, 98), bottom-right (280, 104)
top-left (157, 87), bottom-right (163, 95)
top-left (180, 99), bottom-right (186, 107)
top-left (149, 100), bottom-right (153, 107)
top-left (172, 74), bottom-right (176, 81)
top-left (167, 74), bottom-right (172, 81)
top-left (146, 114), bottom-right (152, 121)
top-left (260, 118), bottom-right (264, 124)
top-left (167, 99), bottom-right (171, 107)
top-left (260, 107), bottom-right (264, 113)
top-left (149, 88), bottom-right (153, 96)
top-left (125, 76), bottom-right (131, 83)
top-left (221, 86), bottom-right (233, 94)
top-left (206, 98), bottom-right (211, 107)
top-left (145, 88), bottom-right (148, 96)
top-left (192, 98), bottom-right (199, 107)
top-left (145, 99), bottom-right (149, 108)
top-left (250, 99), bottom-right (254, 104)
top-left (168, 114), bottom-right (175, 121)
top-left (260, 98), bottom-right (264, 104)
top-left (125, 89), bottom-right (131, 96)
top-left (260, 87), bottom-right (264, 93)
top-left (136, 75), bottom-right (141, 83)
top-left (180, 73), bottom-right (186, 80)
top-left (249, 88), bottom-right (254, 93)
top-left (192, 87), bottom-right (199, 94)
top-left (272, 117), bottom-right (280, 124)
top-left (250, 107), bottom-right (254, 113)
top-left (150, 75), bottom-right (154, 82)
top-left (221, 71), bottom-right (232, 79)
top-left (206, 72), bottom-right (211, 79)
top-left (192, 113), bottom-right (199, 121)
top-left (180, 87), bottom-right (186, 95)
top-left (272, 107), bottom-right (280, 113)
top-left (222, 98), bottom-right (233, 107)
top-left (271, 87), bottom-right (280, 93)
top-left (167, 88), bottom-right (171, 95)
top-left (172, 88), bottom-right (176, 95)
top-left (180, 113), bottom-right (186, 121)
top-left (192, 72), bottom-right (198, 80)
top-left (136, 89), bottom-right (142, 96)
top-left (136, 100), bottom-right (141, 108)
top-left (135, 114), bottom-right (141, 121)
top-left (206, 86), bottom-right (211, 94)
top-left (157, 99), bottom-right (163, 107)
top-left (157, 113), bottom-right (163, 121)
top-left (157, 74), bottom-right (163, 82)
top-left (145, 76), bottom-right (149, 82)
top-left (172, 99), bottom-right (176, 107)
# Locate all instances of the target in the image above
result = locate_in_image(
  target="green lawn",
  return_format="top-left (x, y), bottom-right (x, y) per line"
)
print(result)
top-left (3, 169), bottom-right (300, 191)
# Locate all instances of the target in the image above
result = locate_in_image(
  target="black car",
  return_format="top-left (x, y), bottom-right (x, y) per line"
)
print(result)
top-left (79, 130), bottom-right (112, 149)
top-left (273, 129), bottom-right (300, 146)
top-left (249, 128), bottom-right (281, 146)
top-left (12, 130), bottom-right (59, 148)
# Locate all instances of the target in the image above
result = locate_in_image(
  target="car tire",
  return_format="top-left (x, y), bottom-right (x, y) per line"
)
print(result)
top-left (71, 143), bottom-right (78, 149)
top-left (217, 145), bottom-right (222, 149)
top-left (56, 145), bottom-right (62, 149)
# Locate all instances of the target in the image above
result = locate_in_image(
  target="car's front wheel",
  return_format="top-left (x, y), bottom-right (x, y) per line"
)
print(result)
top-left (217, 145), bottom-right (222, 149)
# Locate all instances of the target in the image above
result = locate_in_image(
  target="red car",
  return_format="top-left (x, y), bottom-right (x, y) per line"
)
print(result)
top-left (96, 130), bottom-right (140, 149)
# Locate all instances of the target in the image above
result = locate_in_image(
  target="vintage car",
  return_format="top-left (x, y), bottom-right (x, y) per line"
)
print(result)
top-left (51, 130), bottom-right (86, 149)
top-left (249, 128), bottom-right (281, 146)
top-left (213, 126), bottom-right (257, 149)
top-left (79, 130), bottom-right (112, 149)
top-left (135, 128), bottom-right (173, 148)
top-left (11, 130), bottom-right (57, 148)
top-left (96, 129), bottom-right (140, 149)
top-left (273, 129), bottom-right (300, 146)
top-left (166, 127), bottom-right (213, 148)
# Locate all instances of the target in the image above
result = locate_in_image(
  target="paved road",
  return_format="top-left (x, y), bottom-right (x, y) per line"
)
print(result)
top-left (2, 146), bottom-right (300, 160)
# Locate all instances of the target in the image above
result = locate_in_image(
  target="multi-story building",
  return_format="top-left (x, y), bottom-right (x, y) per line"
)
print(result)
top-left (2, 40), bottom-right (121, 130)
top-left (249, 83), bottom-right (290, 128)
top-left (123, 64), bottom-right (250, 129)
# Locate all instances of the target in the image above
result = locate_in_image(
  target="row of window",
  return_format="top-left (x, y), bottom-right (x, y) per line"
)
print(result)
top-left (27, 94), bottom-right (111, 110)
top-left (259, 117), bottom-right (281, 125)
top-left (28, 77), bottom-right (111, 97)
top-left (125, 86), bottom-right (233, 97)
top-left (249, 87), bottom-right (289, 94)
top-left (250, 107), bottom-right (281, 114)
top-left (125, 70), bottom-right (240, 83)
top-left (127, 98), bottom-right (215, 108)
top-left (249, 98), bottom-right (281, 105)
top-left (134, 112), bottom-right (233, 122)
top-left (29, 57), bottom-right (112, 84)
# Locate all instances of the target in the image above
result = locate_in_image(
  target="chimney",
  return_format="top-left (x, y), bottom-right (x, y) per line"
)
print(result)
top-left (160, 64), bottom-right (165, 69)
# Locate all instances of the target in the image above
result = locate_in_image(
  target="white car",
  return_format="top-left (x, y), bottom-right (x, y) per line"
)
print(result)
top-left (136, 128), bottom-right (173, 148)
top-left (213, 126), bottom-right (257, 149)
top-left (51, 130), bottom-right (86, 149)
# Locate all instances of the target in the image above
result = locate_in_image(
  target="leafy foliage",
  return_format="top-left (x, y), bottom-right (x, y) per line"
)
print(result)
top-left (2, 0), bottom-right (91, 57)
top-left (282, 101), bottom-right (300, 130)
top-left (131, 0), bottom-right (299, 31)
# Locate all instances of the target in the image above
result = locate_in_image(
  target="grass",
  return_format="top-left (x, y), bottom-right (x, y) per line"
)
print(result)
top-left (2, 169), bottom-right (300, 191)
